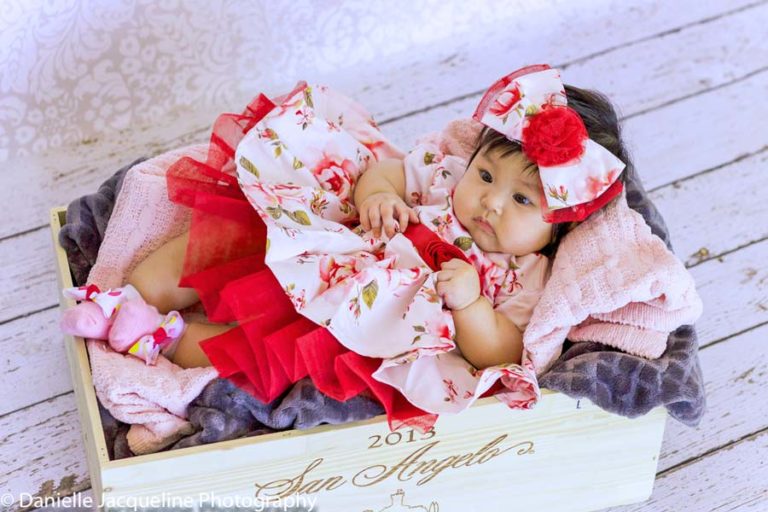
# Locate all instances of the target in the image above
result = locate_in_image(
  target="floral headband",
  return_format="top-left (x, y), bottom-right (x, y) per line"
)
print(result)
top-left (472, 64), bottom-right (626, 223)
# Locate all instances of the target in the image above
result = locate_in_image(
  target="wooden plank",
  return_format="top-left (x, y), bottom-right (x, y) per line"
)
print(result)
top-left (0, 393), bottom-right (91, 509)
top-left (0, 228), bottom-right (60, 324)
top-left (0, 308), bottom-right (71, 417)
top-left (688, 239), bottom-right (768, 349)
top-left (656, 323), bottom-right (768, 474)
top-left (610, 430), bottom-right (768, 511)
top-left (624, 69), bottom-right (768, 192)
top-left (650, 150), bottom-right (768, 268)
top-left (0, 0), bottom-right (762, 239)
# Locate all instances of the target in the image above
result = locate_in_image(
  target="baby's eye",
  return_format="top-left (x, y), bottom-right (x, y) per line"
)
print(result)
top-left (479, 169), bottom-right (493, 183)
top-left (513, 193), bottom-right (531, 205)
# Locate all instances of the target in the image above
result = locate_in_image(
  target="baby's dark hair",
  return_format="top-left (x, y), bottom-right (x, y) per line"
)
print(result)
top-left (467, 84), bottom-right (634, 258)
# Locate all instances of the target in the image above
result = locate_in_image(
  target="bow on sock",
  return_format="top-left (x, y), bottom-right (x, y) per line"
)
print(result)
top-left (127, 312), bottom-right (185, 365)
top-left (63, 284), bottom-right (142, 318)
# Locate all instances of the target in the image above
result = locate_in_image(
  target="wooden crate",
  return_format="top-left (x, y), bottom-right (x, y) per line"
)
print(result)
top-left (50, 206), bottom-right (667, 512)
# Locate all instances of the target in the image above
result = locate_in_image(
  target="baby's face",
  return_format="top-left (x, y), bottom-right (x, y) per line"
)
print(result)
top-left (453, 147), bottom-right (553, 256)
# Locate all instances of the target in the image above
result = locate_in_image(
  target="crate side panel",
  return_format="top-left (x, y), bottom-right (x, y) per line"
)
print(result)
top-left (100, 394), bottom-right (666, 512)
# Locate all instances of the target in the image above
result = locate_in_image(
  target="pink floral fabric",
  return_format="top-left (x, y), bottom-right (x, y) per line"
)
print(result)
top-left (234, 84), bottom-right (550, 415)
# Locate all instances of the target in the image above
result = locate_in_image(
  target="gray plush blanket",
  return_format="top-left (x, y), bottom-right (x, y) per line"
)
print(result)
top-left (62, 159), bottom-right (705, 460)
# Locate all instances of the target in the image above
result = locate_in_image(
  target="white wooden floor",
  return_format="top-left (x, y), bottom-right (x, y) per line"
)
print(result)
top-left (1, 2), bottom-right (767, 510)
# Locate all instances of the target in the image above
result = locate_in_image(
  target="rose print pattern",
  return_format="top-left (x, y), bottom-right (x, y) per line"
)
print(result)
top-left (234, 83), bottom-right (549, 414)
top-left (547, 184), bottom-right (569, 205)
top-left (490, 82), bottom-right (523, 124)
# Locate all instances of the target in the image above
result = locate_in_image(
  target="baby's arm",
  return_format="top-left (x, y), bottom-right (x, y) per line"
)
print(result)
top-left (436, 258), bottom-right (523, 369)
top-left (353, 158), bottom-right (419, 238)
top-left (452, 298), bottom-right (524, 369)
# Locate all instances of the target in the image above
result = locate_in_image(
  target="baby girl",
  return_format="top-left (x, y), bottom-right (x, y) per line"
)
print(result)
top-left (64, 64), bottom-right (631, 420)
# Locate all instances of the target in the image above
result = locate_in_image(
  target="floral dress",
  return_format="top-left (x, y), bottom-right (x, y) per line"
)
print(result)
top-left (233, 83), bottom-right (550, 415)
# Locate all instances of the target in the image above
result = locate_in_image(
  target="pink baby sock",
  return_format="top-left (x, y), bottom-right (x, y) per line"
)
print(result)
top-left (108, 299), bottom-right (164, 352)
top-left (60, 301), bottom-right (112, 339)
top-left (60, 283), bottom-right (186, 365)
top-left (60, 283), bottom-right (142, 340)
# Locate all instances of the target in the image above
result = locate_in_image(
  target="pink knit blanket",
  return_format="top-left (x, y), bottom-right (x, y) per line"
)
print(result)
top-left (522, 189), bottom-right (703, 376)
top-left (85, 144), bottom-right (219, 455)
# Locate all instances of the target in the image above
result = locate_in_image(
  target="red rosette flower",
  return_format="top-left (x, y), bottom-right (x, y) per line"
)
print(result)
top-left (403, 223), bottom-right (469, 271)
top-left (521, 105), bottom-right (588, 166)
top-left (423, 239), bottom-right (467, 271)
top-left (489, 85), bottom-right (522, 117)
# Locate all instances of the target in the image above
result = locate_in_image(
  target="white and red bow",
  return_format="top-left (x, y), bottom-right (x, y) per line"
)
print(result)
top-left (472, 64), bottom-right (626, 223)
top-left (63, 284), bottom-right (141, 318)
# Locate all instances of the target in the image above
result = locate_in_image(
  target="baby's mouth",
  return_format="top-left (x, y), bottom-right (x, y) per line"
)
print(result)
top-left (473, 216), bottom-right (495, 235)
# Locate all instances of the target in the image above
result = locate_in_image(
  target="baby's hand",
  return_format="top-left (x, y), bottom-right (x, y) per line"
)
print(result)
top-left (358, 191), bottom-right (419, 238)
top-left (436, 259), bottom-right (481, 311)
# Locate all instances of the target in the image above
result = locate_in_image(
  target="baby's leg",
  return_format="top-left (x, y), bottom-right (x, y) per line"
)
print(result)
top-left (129, 232), bottom-right (234, 368)
top-left (171, 322), bottom-right (232, 368)
top-left (127, 231), bottom-right (199, 314)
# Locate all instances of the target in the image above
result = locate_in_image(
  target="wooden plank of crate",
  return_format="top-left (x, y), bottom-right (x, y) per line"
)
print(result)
top-left (0, 0), bottom-right (762, 240)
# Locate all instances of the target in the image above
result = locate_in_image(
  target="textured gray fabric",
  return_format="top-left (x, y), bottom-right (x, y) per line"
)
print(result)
top-left (171, 377), bottom-right (384, 450)
top-left (538, 166), bottom-right (707, 426)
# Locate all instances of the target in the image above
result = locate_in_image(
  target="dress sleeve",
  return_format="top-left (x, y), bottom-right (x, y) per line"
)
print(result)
top-left (402, 139), bottom-right (467, 208)
top-left (309, 84), bottom-right (405, 161)
top-left (494, 254), bottom-right (551, 332)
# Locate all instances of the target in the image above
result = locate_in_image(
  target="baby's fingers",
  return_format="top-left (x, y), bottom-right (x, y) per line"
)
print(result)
top-left (369, 205), bottom-right (382, 237)
top-left (359, 205), bottom-right (371, 231)
top-left (380, 203), bottom-right (398, 238)
top-left (395, 204), bottom-right (411, 234)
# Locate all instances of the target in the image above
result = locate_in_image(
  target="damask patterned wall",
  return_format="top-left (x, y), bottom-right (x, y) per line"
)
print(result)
top-left (0, 0), bottom-right (523, 162)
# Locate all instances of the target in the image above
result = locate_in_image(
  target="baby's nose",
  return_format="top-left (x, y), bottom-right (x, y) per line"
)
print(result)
top-left (481, 191), bottom-right (504, 213)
